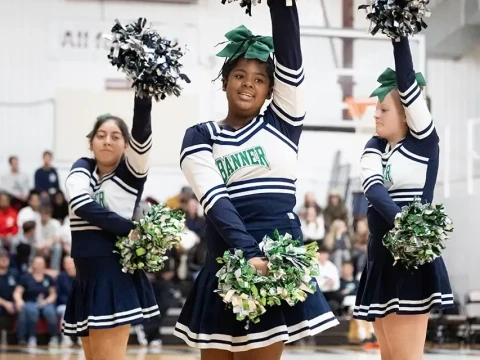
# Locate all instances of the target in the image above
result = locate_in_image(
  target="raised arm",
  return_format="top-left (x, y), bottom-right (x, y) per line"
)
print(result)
top-left (393, 38), bottom-right (435, 141)
top-left (65, 158), bottom-right (135, 236)
top-left (361, 137), bottom-right (401, 225)
top-left (265, 0), bottom-right (305, 144)
top-left (125, 96), bottom-right (153, 178)
top-left (180, 125), bottom-right (264, 261)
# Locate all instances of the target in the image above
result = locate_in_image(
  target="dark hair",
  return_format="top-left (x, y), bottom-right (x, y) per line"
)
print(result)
top-left (8, 156), bottom-right (17, 164)
top-left (317, 246), bottom-right (330, 254)
top-left (23, 220), bottom-right (36, 234)
top-left (216, 54), bottom-right (275, 88)
top-left (27, 190), bottom-right (39, 203)
top-left (87, 115), bottom-right (130, 144)
top-left (43, 150), bottom-right (53, 158)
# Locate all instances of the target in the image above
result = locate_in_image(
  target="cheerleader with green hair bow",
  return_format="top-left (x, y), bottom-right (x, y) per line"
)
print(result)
top-left (353, 35), bottom-right (454, 360)
top-left (173, 0), bottom-right (339, 358)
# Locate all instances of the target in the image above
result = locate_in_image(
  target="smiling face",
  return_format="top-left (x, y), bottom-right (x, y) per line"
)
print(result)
top-left (90, 119), bottom-right (128, 168)
top-left (374, 90), bottom-right (408, 141)
top-left (223, 57), bottom-right (273, 119)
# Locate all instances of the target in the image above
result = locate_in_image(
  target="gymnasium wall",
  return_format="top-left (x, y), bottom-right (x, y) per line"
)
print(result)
top-left (1, 0), bottom-right (480, 211)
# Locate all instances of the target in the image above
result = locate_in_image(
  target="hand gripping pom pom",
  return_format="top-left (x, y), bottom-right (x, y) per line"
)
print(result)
top-left (358, 0), bottom-right (431, 41)
top-left (106, 18), bottom-right (191, 101)
top-left (215, 230), bottom-right (320, 328)
top-left (114, 204), bottom-right (186, 274)
top-left (382, 198), bottom-right (454, 270)
top-left (221, 0), bottom-right (293, 16)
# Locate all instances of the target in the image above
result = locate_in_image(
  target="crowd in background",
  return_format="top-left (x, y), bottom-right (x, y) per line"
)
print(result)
top-left (0, 152), bottom-right (369, 347)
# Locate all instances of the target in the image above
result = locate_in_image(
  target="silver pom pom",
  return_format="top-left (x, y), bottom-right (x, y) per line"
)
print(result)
top-left (106, 18), bottom-right (190, 101)
top-left (359, 0), bottom-right (431, 40)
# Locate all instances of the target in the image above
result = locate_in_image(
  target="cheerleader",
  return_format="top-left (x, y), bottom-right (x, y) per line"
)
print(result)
top-left (61, 96), bottom-right (159, 360)
top-left (173, 0), bottom-right (339, 358)
top-left (353, 37), bottom-right (453, 360)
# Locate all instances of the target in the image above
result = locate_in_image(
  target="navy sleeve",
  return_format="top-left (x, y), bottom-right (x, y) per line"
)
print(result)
top-left (65, 158), bottom-right (135, 236)
top-left (393, 38), bottom-right (437, 142)
top-left (125, 96), bottom-right (153, 179)
top-left (180, 124), bottom-right (264, 261)
top-left (263, 0), bottom-right (305, 145)
top-left (34, 170), bottom-right (41, 192)
top-left (360, 137), bottom-right (401, 225)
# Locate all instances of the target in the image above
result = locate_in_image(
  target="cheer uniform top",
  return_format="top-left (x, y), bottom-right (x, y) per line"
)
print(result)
top-left (173, 0), bottom-right (339, 352)
top-left (353, 38), bottom-right (453, 321)
top-left (62, 97), bottom-right (159, 336)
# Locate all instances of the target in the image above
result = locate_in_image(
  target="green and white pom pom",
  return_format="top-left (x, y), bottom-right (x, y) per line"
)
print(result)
top-left (262, 230), bottom-right (320, 306)
top-left (383, 198), bottom-right (454, 270)
top-left (215, 230), bottom-right (320, 328)
top-left (215, 249), bottom-right (268, 328)
top-left (115, 203), bottom-right (185, 273)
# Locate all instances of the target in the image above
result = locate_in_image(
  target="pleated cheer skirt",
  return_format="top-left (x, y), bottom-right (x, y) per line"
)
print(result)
top-left (353, 233), bottom-right (454, 321)
top-left (62, 255), bottom-right (160, 336)
top-left (173, 226), bottom-right (339, 352)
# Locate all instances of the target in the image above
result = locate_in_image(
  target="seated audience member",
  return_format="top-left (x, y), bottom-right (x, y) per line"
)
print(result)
top-left (1, 156), bottom-right (30, 210)
top-left (300, 206), bottom-right (325, 244)
top-left (315, 247), bottom-right (340, 313)
top-left (339, 261), bottom-right (359, 297)
top-left (51, 190), bottom-right (69, 225)
top-left (17, 192), bottom-right (41, 232)
top-left (0, 193), bottom-right (19, 251)
top-left (324, 219), bottom-right (352, 269)
top-left (56, 256), bottom-right (77, 346)
top-left (0, 249), bottom-right (18, 344)
top-left (11, 221), bottom-right (36, 274)
top-left (13, 256), bottom-right (58, 346)
top-left (36, 206), bottom-right (62, 271)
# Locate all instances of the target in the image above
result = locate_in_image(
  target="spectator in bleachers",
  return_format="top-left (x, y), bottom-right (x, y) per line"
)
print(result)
top-left (352, 218), bottom-right (369, 276)
top-left (315, 247), bottom-right (340, 312)
top-left (0, 193), bottom-right (19, 251)
top-left (34, 151), bottom-right (60, 196)
top-left (165, 186), bottom-right (195, 210)
top-left (298, 191), bottom-right (322, 219)
top-left (339, 262), bottom-right (359, 298)
top-left (51, 190), bottom-right (69, 225)
top-left (36, 206), bottom-right (62, 271)
top-left (1, 156), bottom-right (30, 210)
top-left (184, 198), bottom-right (205, 240)
top-left (300, 206), bottom-right (325, 244)
top-left (56, 256), bottom-right (76, 346)
top-left (323, 189), bottom-right (349, 231)
top-left (17, 191), bottom-right (41, 232)
top-left (13, 256), bottom-right (58, 347)
top-left (324, 219), bottom-right (352, 270)
top-left (11, 221), bottom-right (36, 274)
top-left (0, 248), bottom-right (18, 344)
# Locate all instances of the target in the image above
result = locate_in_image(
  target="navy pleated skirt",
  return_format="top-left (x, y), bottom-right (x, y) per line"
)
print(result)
top-left (62, 255), bottom-right (160, 336)
top-left (173, 226), bottom-right (339, 352)
top-left (353, 233), bottom-right (454, 321)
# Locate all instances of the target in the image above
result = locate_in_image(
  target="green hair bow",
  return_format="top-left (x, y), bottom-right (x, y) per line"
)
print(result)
top-left (370, 67), bottom-right (426, 102)
top-left (216, 25), bottom-right (274, 63)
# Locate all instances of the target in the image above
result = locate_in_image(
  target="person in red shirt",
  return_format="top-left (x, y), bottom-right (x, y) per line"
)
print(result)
top-left (0, 193), bottom-right (19, 250)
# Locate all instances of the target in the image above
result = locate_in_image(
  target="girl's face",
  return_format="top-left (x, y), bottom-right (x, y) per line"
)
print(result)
top-left (90, 120), bottom-right (127, 167)
top-left (374, 91), bottom-right (408, 141)
top-left (223, 58), bottom-right (271, 119)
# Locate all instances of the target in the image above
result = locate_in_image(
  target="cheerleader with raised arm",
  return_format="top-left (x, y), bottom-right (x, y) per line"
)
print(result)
top-left (173, 1), bottom-right (339, 359)
top-left (353, 36), bottom-right (453, 360)
top-left (61, 97), bottom-right (159, 360)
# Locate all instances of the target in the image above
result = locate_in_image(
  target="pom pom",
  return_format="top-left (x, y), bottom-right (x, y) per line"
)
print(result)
top-left (215, 230), bottom-right (319, 328)
top-left (382, 198), bottom-right (454, 270)
top-left (106, 18), bottom-right (191, 101)
top-left (114, 203), bottom-right (186, 274)
top-left (358, 0), bottom-right (431, 40)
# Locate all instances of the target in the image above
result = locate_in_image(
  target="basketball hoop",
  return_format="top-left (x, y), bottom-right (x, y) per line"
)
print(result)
top-left (345, 97), bottom-right (377, 134)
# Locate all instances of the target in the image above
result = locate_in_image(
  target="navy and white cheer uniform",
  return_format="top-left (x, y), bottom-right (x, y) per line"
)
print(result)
top-left (62, 97), bottom-right (159, 336)
top-left (173, 0), bottom-right (339, 352)
top-left (353, 38), bottom-right (453, 321)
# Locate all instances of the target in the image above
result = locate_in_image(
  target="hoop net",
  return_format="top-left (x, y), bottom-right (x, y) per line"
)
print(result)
top-left (345, 97), bottom-right (376, 134)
